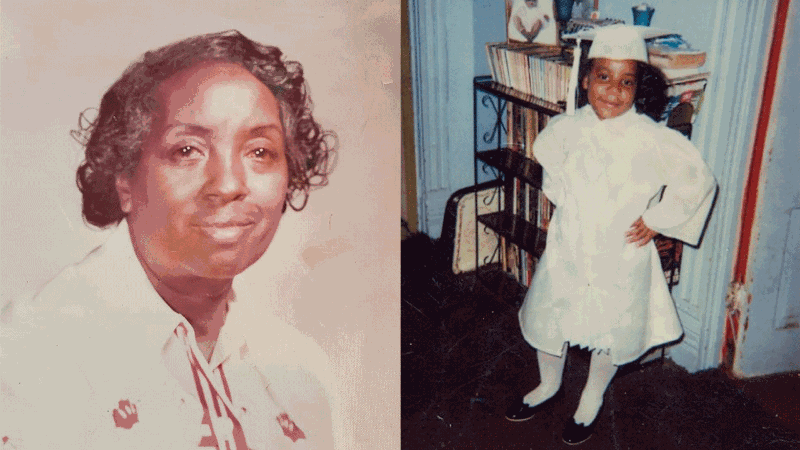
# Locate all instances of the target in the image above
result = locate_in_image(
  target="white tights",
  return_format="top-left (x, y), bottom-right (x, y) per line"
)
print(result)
top-left (522, 342), bottom-right (568, 407)
top-left (522, 344), bottom-right (618, 425)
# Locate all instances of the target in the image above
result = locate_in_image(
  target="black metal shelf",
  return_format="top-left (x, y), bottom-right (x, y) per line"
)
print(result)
top-left (474, 75), bottom-right (565, 116)
top-left (472, 75), bottom-right (560, 286)
top-left (477, 211), bottom-right (547, 260)
top-left (476, 149), bottom-right (543, 190)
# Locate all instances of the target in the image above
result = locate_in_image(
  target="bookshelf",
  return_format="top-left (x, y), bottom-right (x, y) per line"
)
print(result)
top-left (473, 76), bottom-right (561, 287)
top-left (472, 74), bottom-right (685, 291)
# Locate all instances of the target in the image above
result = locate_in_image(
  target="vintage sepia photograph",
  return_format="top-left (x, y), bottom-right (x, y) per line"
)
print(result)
top-left (1, 1), bottom-right (400, 449)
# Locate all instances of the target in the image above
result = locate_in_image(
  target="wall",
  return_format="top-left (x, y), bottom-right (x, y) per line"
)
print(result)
top-left (0, 1), bottom-right (400, 449)
top-left (409, 0), bottom-right (476, 238)
top-left (474, 0), bottom-right (508, 76)
top-left (601, 0), bottom-right (716, 51)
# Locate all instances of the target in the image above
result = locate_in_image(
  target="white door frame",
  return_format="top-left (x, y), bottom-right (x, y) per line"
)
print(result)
top-left (664, 0), bottom-right (777, 372)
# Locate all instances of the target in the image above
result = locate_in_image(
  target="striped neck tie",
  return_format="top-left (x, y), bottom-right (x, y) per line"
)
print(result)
top-left (175, 323), bottom-right (249, 450)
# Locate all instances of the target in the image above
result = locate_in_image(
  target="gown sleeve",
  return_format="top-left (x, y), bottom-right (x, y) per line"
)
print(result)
top-left (531, 115), bottom-right (570, 207)
top-left (641, 127), bottom-right (717, 246)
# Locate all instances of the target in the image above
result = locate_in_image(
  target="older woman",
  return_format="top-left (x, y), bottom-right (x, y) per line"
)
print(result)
top-left (2, 30), bottom-right (335, 449)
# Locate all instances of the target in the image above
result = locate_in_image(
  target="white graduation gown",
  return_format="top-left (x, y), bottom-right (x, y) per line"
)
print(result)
top-left (518, 105), bottom-right (716, 365)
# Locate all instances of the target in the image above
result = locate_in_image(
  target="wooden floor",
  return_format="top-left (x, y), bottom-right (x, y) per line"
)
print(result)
top-left (401, 233), bottom-right (800, 449)
top-left (733, 370), bottom-right (800, 437)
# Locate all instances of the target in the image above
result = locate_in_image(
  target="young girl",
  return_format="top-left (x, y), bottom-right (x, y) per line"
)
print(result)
top-left (504, 25), bottom-right (716, 445)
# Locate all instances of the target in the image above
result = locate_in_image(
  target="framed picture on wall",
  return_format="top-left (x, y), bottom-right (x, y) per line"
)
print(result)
top-left (506, 0), bottom-right (602, 45)
top-left (505, 0), bottom-right (558, 45)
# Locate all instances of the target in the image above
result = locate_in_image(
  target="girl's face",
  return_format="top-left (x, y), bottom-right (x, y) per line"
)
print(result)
top-left (582, 58), bottom-right (638, 120)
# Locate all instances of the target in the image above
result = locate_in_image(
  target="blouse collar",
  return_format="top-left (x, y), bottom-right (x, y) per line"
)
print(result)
top-left (103, 221), bottom-right (246, 368)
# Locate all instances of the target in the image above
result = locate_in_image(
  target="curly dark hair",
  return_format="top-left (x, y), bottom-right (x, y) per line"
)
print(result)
top-left (74, 30), bottom-right (336, 228)
top-left (576, 52), bottom-right (668, 122)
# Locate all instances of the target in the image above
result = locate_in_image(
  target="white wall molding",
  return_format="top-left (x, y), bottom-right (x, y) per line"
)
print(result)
top-left (409, 0), bottom-right (442, 235)
top-left (669, 0), bottom-right (776, 372)
top-left (408, 0), bottom-right (475, 237)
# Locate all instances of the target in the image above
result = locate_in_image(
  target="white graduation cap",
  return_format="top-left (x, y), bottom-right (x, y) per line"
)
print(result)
top-left (564, 25), bottom-right (666, 115)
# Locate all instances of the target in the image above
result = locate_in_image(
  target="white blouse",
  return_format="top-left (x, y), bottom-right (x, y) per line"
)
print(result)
top-left (1, 223), bottom-right (334, 449)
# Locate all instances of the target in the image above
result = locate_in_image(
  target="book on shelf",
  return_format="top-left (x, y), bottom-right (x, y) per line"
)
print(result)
top-left (515, 178), bottom-right (526, 244)
top-left (498, 103), bottom-right (554, 287)
top-left (524, 108), bottom-right (538, 161)
top-left (500, 235), bottom-right (508, 273)
top-left (660, 69), bottom-right (709, 124)
top-left (507, 102), bottom-right (527, 155)
top-left (525, 249), bottom-right (535, 286)
top-left (506, 241), bottom-right (520, 282)
top-left (486, 42), bottom-right (572, 104)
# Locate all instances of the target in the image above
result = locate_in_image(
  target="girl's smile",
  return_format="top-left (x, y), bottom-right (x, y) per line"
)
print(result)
top-left (582, 58), bottom-right (638, 120)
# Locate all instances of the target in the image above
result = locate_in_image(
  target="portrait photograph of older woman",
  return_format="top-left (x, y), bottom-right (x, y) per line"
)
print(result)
top-left (1, 2), bottom-right (399, 449)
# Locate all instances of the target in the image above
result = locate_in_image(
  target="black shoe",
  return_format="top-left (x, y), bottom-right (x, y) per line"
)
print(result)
top-left (504, 389), bottom-right (561, 422)
top-left (561, 416), bottom-right (597, 445)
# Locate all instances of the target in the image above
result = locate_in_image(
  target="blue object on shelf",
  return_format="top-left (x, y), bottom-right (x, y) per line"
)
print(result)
top-left (632, 4), bottom-right (655, 26)
top-left (554, 0), bottom-right (576, 22)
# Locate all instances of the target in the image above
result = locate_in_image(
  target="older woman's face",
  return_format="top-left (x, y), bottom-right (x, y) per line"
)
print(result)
top-left (115, 61), bottom-right (289, 280)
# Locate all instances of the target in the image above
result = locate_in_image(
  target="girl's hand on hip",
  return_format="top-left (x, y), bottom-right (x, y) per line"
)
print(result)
top-left (626, 217), bottom-right (658, 247)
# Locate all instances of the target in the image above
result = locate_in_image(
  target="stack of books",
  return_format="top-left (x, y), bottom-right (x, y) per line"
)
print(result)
top-left (501, 104), bottom-right (554, 286)
top-left (485, 42), bottom-right (572, 105)
top-left (660, 68), bottom-right (709, 124)
top-left (486, 42), bottom-right (708, 125)
top-left (648, 34), bottom-right (707, 70)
